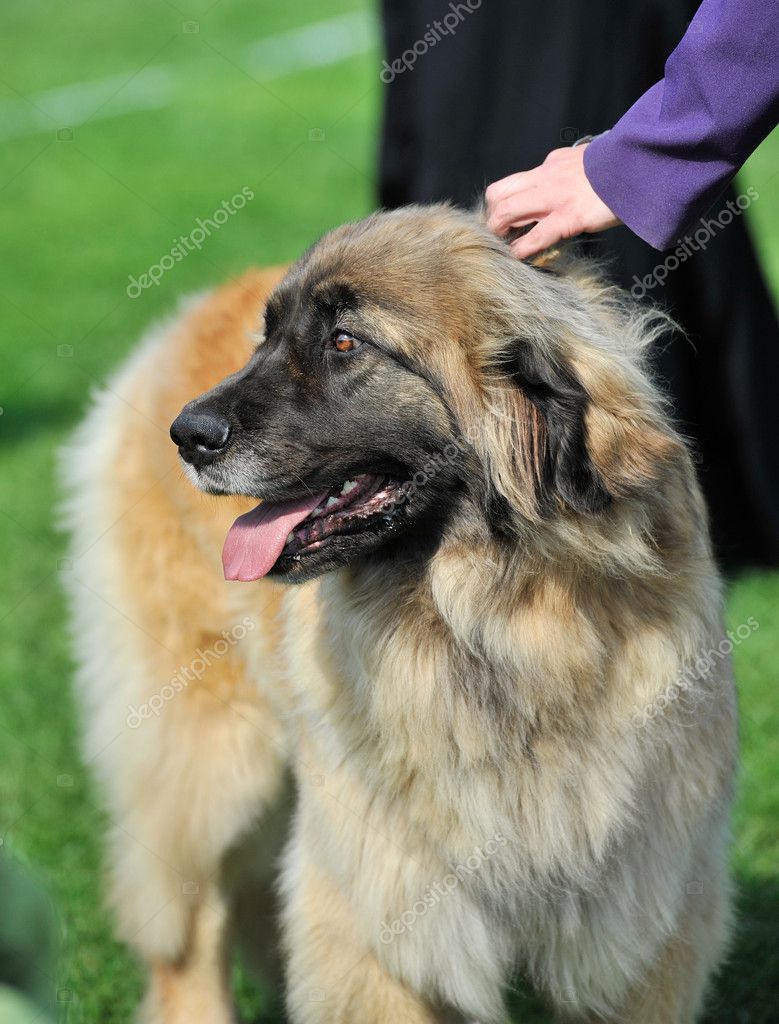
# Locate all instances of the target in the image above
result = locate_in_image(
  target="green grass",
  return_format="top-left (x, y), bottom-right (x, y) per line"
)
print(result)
top-left (0, 3), bottom-right (777, 1021)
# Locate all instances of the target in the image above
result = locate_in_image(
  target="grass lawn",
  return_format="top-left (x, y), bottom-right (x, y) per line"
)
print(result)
top-left (0, 2), bottom-right (777, 1021)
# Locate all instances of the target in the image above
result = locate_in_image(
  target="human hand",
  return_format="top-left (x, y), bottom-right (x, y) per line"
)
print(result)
top-left (485, 145), bottom-right (621, 260)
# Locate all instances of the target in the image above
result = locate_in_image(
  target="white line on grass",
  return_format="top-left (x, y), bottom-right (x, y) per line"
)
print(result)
top-left (0, 10), bottom-right (376, 142)
top-left (248, 10), bottom-right (375, 79)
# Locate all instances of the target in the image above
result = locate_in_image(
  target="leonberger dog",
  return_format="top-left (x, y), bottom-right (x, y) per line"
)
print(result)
top-left (62, 205), bottom-right (737, 1023)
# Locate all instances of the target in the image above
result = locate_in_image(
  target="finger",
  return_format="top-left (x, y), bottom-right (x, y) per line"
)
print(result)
top-left (485, 171), bottom-right (531, 207)
top-left (485, 166), bottom-right (545, 209)
top-left (509, 213), bottom-right (566, 260)
top-left (487, 186), bottom-right (552, 235)
top-left (500, 216), bottom-right (542, 233)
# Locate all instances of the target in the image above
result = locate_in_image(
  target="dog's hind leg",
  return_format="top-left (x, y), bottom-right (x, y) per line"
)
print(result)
top-left (61, 280), bottom-right (290, 1022)
top-left (138, 802), bottom-right (289, 1024)
top-left (72, 586), bottom-right (287, 1024)
top-left (140, 891), bottom-right (232, 1024)
top-left (113, 650), bottom-right (286, 1024)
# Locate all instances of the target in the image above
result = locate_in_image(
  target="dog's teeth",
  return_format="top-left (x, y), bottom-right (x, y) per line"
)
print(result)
top-left (341, 480), bottom-right (357, 495)
top-left (326, 496), bottom-right (339, 508)
top-left (312, 504), bottom-right (324, 516)
top-left (286, 532), bottom-right (295, 544)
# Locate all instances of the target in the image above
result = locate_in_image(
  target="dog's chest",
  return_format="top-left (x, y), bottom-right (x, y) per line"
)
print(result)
top-left (281, 583), bottom-right (629, 891)
top-left (277, 581), bottom-right (676, 1013)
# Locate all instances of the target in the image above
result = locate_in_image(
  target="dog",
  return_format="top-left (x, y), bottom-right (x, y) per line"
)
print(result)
top-left (62, 205), bottom-right (737, 1023)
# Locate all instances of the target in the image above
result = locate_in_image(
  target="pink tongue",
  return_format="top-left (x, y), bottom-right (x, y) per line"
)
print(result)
top-left (222, 491), bottom-right (326, 581)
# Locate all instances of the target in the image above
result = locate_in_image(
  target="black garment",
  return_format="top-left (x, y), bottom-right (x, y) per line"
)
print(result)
top-left (379, 0), bottom-right (779, 568)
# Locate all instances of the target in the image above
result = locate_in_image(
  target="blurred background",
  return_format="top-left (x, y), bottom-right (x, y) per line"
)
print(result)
top-left (0, 1), bottom-right (777, 1021)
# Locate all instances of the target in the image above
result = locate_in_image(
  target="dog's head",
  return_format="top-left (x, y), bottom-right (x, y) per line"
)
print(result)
top-left (171, 205), bottom-right (683, 583)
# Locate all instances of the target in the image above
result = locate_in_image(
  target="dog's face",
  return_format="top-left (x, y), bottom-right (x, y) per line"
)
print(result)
top-left (171, 206), bottom-right (678, 583)
top-left (172, 213), bottom-right (472, 582)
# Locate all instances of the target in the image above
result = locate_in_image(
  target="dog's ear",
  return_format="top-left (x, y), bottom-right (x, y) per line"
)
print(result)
top-left (576, 363), bottom-right (685, 500)
top-left (498, 339), bottom-right (611, 516)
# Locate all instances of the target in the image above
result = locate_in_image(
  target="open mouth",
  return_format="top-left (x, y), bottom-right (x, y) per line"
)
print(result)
top-left (222, 473), bottom-right (408, 581)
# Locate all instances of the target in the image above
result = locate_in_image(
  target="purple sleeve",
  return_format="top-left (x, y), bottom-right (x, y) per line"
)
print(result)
top-left (583, 0), bottom-right (779, 251)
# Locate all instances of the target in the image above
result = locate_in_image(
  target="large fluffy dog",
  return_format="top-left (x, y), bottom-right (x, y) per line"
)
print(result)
top-left (62, 206), bottom-right (737, 1023)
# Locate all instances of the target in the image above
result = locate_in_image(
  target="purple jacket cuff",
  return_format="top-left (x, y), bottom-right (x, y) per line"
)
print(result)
top-left (582, 121), bottom-right (734, 251)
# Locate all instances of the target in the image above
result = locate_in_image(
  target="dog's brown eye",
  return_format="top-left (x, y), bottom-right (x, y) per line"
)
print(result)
top-left (330, 330), bottom-right (362, 353)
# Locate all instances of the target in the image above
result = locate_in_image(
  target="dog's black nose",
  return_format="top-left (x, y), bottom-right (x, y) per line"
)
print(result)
top-left (170, 409), bottom-right (231, 464)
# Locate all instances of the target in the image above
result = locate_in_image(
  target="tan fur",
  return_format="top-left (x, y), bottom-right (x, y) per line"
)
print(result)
top-left (62, 207), bottom-right (737, 1024)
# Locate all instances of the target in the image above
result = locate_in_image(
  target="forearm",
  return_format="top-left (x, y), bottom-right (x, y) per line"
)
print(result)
top-left (583, 0), bottom-right (779, 250)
